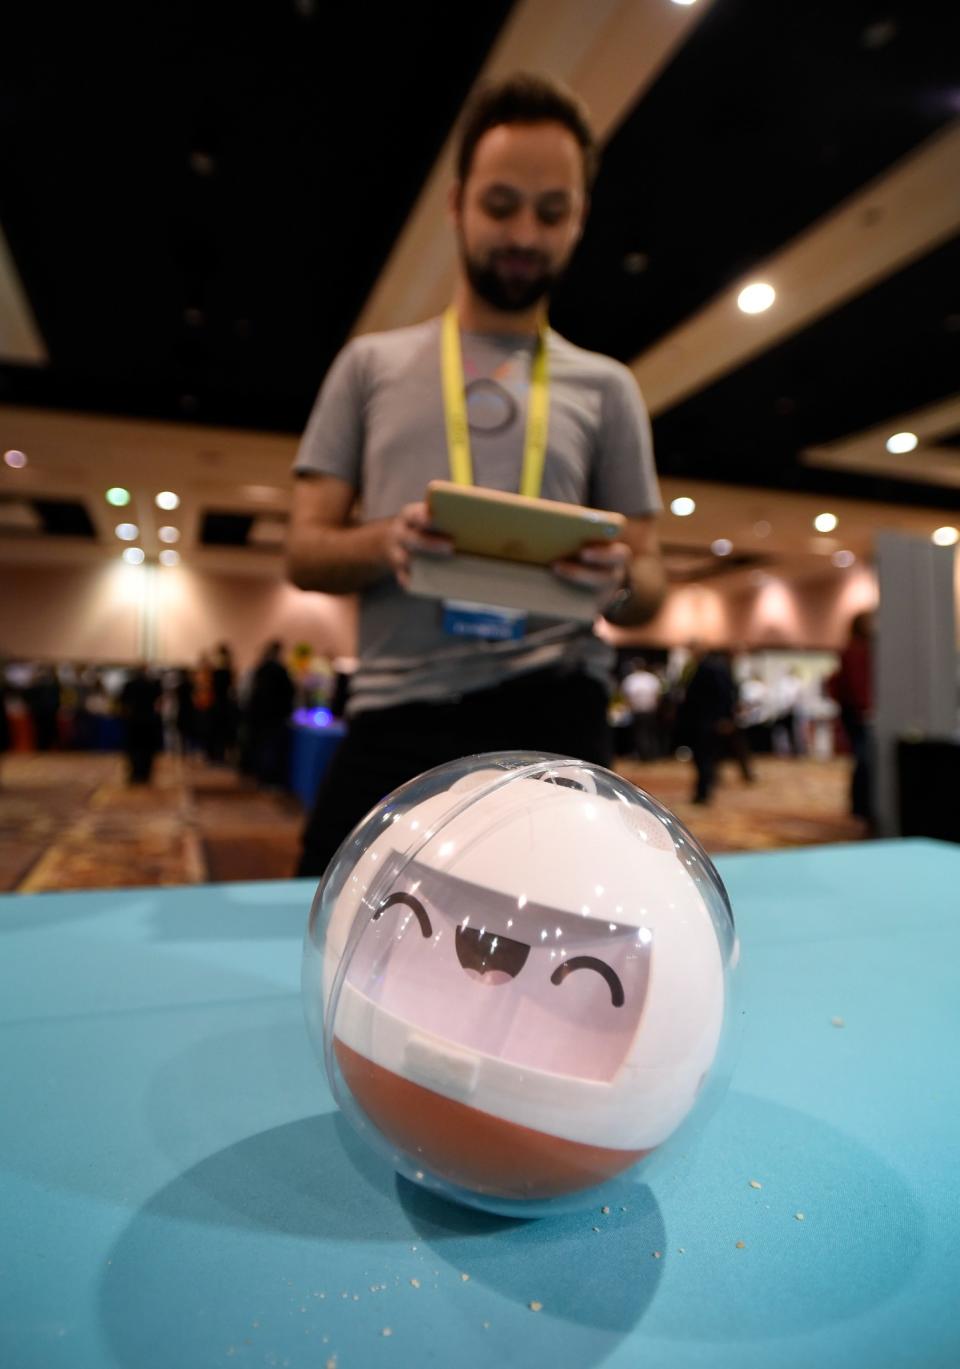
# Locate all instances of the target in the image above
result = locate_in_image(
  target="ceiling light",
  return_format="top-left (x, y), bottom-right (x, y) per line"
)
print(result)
top-left (886, 431), bottom-right (918, 454)
top-left (158, 526), bottom-right (180, 544)
top-left (752, 519), bottom-right (771, 537)
top-left (3, 449), bottom-right (27, 469)
top-left (669, 0), bottom-right (699, 6)
top-left (670, 496), bottom-right (696, 517)
top-left (106, 487), bottom-right (131, 507)
top-left (711, 538), bottom-right (733, 556)
top-left (737, 282), bottom-right (776, 314)
top-left (155, 491), bottom-right (180, 511)
top-left (814, 512), bottom-right (838, 533)
top-left (122, 547), bottom-right (145, 566)
top-left (159, 549), bottom-right (180, 567)
top-left (832, 550), bottom-right (855, 568)
top-left (932, 526), bottom-right (959, 547)
top-left (115, 523), bottom-right (139, 541)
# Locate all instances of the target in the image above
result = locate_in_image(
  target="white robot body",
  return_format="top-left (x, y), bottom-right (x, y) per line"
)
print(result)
top-left (304, 760), bottom-right (734, 1200)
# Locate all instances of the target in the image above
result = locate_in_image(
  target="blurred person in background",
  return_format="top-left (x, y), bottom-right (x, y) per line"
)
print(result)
top-left (207, 644), bottom-right (238, 764)
top-left (193, 654), bottom-right (214, 757)
top-left (120, 664), bottom-right (163, 785)
top-left (70, 665), bottom-right (97, 750)
top-left (174, 668), bottom-right (198, 758)
top-left (621, 657), bottom-right (662, 760)
top-left (739, 670), bottom-right (772, 754)
top-left (245, 641), bottom-right (296, 789)
top-left (828, 611), bottom-right (875, 827)
top-left (0, 660), bottom-right (9, 784)
top-left (287, 73), bottom-right (665, 876)
top-left (771, 665), bottom-right (805, 756)
top-left (26, 665), bottom-right (60, 751)
top-left (683, 647), bottom-right (739, 804)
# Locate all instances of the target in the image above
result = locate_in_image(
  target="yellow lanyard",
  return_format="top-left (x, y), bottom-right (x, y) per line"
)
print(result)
top-left (441, 306), bottom-right (550, 497)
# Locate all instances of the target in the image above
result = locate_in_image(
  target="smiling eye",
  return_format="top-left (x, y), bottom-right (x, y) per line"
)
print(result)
top-left (373, 891), bottom-right (432, 938)
top-left (550, 956), bottom-right (625, 1008)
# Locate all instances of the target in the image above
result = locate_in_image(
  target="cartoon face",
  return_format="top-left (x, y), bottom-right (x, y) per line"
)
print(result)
top-left (345, 860), bottom-right (652, 1083)
top-left (307, 759), bottom-right (733, 1203)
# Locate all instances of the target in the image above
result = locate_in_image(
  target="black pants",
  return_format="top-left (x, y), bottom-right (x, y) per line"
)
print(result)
top-left (127, 744), bottom-right (158, 784)
top-left (691, 725), bottom-right (720, 803)
top-left (842, 710), bottom-right (873, 822)
top-left (251, 720), bottom-right (291, 788)
top-left (297, 668), bottom-right (612, 878)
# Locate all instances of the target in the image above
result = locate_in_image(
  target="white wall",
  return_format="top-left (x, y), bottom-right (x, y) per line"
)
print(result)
top-left (608, 565), bottom-right (880, 651)
top-left (0, 562), bottom-right (356, 668)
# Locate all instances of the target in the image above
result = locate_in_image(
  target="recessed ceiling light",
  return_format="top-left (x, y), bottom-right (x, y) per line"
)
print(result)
top-left (669, 0), bottom-right (699, 6)
top-left (752, 520), bottom-right (772, 537)
top-left (155, 491), bottom-right (180, 511)
top-left (932, 526), bottom-right (959, 547)
top-left (737, 282), bottom-right (776, 314)
top-left (886, 431), bottom-right (918, 454)
top-left (3, 449), bottom-right (27, 469)
top-left (115, 523), bottom-right (139, 541)
top-left (711, 538), bottom-right (733, 556)
top-left (106, 486), bottom-right (131, 507)
top-left (158, 526), bottom-right (180, 544)
top-left (159, 549), bottom-right (180, 567)
top-left (832, 550), bottom-right (855, 568)
top-left (670, 496), bottom-right (696, 517)
top-left (122, 547), bottom-right (145, 566)
top-left (814, 512), bottom-right (838, 533)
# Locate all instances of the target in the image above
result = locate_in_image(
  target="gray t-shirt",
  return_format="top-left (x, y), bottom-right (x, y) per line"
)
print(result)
top-left (294, 317), bottom-right (661, 715)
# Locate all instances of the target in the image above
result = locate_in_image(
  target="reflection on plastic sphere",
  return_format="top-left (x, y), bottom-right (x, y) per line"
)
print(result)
top-left (303, 753), bottom-right (739, 1216)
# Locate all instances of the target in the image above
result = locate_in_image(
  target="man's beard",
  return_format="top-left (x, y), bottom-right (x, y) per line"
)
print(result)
top-left (461, 244), bottom-right (559, 313)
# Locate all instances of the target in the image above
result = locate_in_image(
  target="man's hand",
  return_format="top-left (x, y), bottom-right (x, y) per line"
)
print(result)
top-left (388, 501), bottom-right (454, 588)
top-left (551, 540), bottom-right (631, 605)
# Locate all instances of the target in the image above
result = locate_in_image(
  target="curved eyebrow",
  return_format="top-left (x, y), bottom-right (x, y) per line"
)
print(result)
top-left (372, 891), bottom-right (433, 938)
top-left (550, 956), bottom-right (625, 1008)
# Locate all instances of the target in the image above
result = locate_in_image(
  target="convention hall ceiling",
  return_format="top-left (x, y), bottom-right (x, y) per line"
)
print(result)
top-left (0, 0), bottom-right (957, 576)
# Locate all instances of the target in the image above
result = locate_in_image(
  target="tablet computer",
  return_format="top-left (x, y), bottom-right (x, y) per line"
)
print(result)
top-left (425, 480), bottom-right (625, 567)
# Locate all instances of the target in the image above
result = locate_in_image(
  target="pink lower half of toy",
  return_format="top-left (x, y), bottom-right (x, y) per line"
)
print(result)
top-left (335, 1037), bottom-right (650, 1200)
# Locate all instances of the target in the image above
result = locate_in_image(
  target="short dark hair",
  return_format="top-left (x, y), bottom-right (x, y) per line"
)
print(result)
top-left (456, 73), bottom-right (598, 190)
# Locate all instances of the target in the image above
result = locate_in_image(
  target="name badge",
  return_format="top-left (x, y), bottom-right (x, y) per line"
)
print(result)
top-left (441, 600), bottom-right (527, 641)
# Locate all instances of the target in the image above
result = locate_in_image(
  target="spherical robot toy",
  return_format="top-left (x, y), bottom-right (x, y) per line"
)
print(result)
top-left (302, 753), bottom-right (739, 1216)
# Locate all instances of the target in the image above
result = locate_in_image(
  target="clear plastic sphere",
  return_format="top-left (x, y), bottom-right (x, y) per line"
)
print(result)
top-left (303, 752), bottom-right (740, 1217)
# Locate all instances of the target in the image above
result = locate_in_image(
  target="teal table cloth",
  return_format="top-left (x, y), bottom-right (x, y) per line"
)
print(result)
top-left (1, 839), bottom-right (957, 1368)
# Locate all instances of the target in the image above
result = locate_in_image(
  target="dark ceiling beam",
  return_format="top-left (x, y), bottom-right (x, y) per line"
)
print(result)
top-left (632, 121), bottom-right (960, 417)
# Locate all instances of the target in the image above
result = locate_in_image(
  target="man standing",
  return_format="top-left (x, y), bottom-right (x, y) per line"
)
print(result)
top-left (245, 641), bottom-right (296, 789)
top-left (120, 664), bottom-right (163, 785)
top-left (288, 73), bottom-right (665, 876)
top-left (621, 658), bottom-right (663, 761)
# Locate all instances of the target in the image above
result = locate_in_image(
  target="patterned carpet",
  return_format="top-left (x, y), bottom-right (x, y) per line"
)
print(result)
top-left (0, 750), bottom-right (865, 894)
